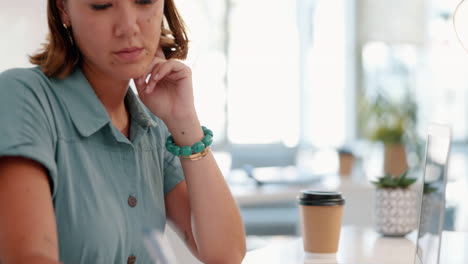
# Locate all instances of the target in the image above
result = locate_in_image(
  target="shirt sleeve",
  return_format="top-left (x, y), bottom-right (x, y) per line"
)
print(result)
top-left (155, 121), bottom-right (185, 195)
top-left (0, 69), bottom-right (58, 198)
top-left (163, 149), bottom-right (185, 195)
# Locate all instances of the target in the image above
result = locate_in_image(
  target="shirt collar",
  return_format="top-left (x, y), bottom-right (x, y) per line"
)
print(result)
top-left (55, 67), bottom-right (157, 137)
top-left (125, 88), bottom-right (158, 129)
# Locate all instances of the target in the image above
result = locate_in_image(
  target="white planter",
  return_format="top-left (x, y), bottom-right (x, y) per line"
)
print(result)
top-left (374, 188), bottom-right (419, 236)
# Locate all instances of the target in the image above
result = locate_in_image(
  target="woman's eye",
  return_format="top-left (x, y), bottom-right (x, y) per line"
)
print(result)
top-left (136, 0), bottom-right (154, 5)
top-left (90, 3), bottom-right (112, 11)
top-left (90, 0), bottom-right (153, 10)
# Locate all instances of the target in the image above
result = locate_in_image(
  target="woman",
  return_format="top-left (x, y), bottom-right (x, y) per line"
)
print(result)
top-left (0, 0), bottom-right (246, 263)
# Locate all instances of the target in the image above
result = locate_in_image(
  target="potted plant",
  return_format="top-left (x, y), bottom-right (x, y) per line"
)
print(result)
top-left (360, 92), bottom-right (418, 175)
top-left (372, 171), bottom-right (419, 236)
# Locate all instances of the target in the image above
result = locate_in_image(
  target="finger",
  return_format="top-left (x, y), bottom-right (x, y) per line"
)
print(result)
top-left (133, 77), bottom-right (145, 94)
top-left (145, 61), bottom-right (165, 94)
top-left (135, 57), bottom-right (166, 94)
top-left (143, 56), bottom-right (164, 79)
top-left (164, 70), bottom-right (189, 82)
top-left (147, 60), bottom-right (189, 94)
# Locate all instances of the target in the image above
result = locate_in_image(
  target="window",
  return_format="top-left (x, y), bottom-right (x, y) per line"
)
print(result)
top-left (4, 0), bottom-right (355, 166)
top-left (180, 0), bottom-right (354, 153)
top-left (424, 0), bottom-right (468, 142)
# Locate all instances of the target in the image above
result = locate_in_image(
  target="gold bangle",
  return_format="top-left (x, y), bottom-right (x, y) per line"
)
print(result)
top-left (180, 147), bottom-right (211, 161)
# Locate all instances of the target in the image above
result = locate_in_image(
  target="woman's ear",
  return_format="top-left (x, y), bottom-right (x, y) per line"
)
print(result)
top-left (56, 0), bottom-right (71, 26)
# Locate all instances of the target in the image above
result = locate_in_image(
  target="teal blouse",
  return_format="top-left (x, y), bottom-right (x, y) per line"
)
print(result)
top-left (0, 67), bottom-right (185, 263)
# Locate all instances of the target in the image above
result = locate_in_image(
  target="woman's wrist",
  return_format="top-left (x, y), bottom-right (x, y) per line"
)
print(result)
top-left (165, 124), bottom-right (214, 161)
top-left (165, 115), bottom-right (203, 146)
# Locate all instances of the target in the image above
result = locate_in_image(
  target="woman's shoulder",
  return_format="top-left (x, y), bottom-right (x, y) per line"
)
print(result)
top-left (0, 66), bottom-right (47, 83)
top-left (0, 67), bottom-right (57, 126)
top-left (0, 67), bottom-right (51, 95)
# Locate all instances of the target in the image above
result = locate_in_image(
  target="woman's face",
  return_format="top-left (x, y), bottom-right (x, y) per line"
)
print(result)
top-left (59, 0), bottom-right (164, 80)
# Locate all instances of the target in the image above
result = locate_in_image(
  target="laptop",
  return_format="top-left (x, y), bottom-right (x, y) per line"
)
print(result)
top-left (338, 124), bottom-right (452, 264)
top-left (336, 124), bottom-right (452, 264)
top-left (413, 124), bottom-right (452, 264)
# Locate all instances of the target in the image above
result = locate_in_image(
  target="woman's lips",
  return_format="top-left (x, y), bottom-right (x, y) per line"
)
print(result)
top-left (114, 47), bottom-right (143, 62)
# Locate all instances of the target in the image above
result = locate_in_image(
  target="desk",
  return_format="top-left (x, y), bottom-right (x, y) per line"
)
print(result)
top-left (228, 170), bottom-right (343, 207)
top-left (243, 226), bottom-right (468, 264)
top-left (230, 174), bottom-right (377, 234)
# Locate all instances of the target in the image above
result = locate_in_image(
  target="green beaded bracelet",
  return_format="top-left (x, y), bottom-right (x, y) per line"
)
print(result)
top-left (166, 126), bottom-right (213, 157)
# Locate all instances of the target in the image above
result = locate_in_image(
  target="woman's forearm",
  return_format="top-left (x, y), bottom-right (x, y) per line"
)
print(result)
top-left (12, 254), bottom-right (61, 264)
top-left (180, 152), bottom-right (246, 263)
top-left (167, 119), bottom-right (246, 263)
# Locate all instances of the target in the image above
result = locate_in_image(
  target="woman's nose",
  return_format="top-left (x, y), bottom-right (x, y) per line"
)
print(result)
top-left (113, 7), bottom-right (140, 38)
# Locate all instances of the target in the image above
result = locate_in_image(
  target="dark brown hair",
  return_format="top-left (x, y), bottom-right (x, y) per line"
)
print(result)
top-left (30, 0), bottom-right (189, 79)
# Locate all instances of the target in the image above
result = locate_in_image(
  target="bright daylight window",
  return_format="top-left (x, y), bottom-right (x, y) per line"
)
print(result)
top-left (179, 0), bottom-right (351, 151)
top-left (1, 0), bottom-right (352, 157)
top-left (3, 0), bottom-right (468, 232)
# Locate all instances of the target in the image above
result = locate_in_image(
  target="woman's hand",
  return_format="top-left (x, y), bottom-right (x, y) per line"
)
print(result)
top-left (133, 48), bottom-right (196, 124)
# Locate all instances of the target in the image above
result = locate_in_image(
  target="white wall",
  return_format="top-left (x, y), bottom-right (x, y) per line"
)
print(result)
top-left (0, 1), bottom-right (48, 71)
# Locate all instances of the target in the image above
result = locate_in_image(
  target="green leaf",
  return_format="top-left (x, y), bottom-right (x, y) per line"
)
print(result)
top-left (400, 178), bottom-right (417, 188)
top-left (371, 181), bottom-right (380, 186)
top-left (400, 171), bottom-right (408, 179)
top-left (371, 170), bottom-right (416, 189)
top-left (423, 183), bottom-right (438, 194)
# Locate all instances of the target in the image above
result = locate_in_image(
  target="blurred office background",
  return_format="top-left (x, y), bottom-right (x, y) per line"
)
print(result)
top-left (2, 0), bottom-right (468, 238)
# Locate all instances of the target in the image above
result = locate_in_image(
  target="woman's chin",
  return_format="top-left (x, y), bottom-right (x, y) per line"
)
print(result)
top-left (112, 66), bottom-right (148, 81)
top-left (110, 54), bottom-right (156, 80)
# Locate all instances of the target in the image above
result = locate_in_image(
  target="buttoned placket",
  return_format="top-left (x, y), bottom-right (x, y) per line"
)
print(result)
top-left (118, 142), bottom-right (139, 262)
top-left (117, 116), bottom-right (152, 263)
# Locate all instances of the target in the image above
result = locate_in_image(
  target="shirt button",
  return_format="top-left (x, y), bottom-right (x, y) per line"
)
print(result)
top-left (127, 255), bottom-right (136, 264)
top-left (128, 196), bottom-right (137, 207)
